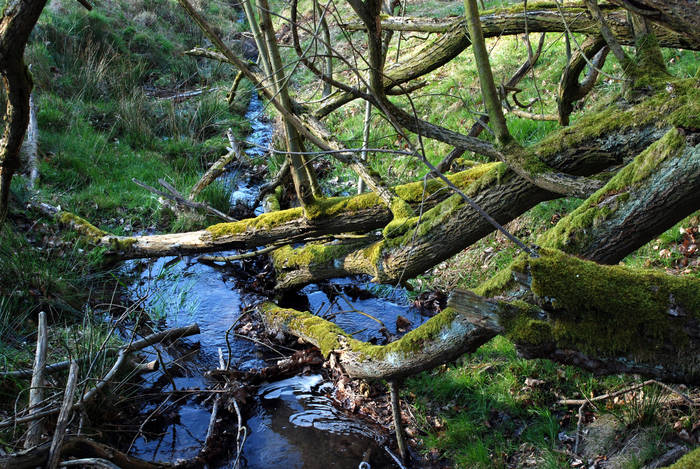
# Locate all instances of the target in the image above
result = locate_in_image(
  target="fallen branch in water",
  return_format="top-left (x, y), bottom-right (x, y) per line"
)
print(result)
top-left (189, 128), bottom-right (247, 200)
top-left (0, 324), bottom-right (201, 429)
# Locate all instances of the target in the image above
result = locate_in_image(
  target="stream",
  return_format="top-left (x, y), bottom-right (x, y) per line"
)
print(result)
top-left (121, 93), bottom-right (428, 468)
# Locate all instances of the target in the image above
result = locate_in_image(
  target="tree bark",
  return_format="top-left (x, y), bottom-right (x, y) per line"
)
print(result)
top-left (0, 0), bottom-right (49, 222)
top-left (273, 117), bottom-right (669, 287)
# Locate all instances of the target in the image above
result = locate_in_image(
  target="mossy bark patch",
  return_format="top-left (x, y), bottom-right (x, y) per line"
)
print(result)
top-left (534, 78), bottom-right (698, 159)
top-left (538, 127), bottom-right (687, 253)
top-left (518, 248), bottom-right (700, 359)
top-left (304, 164), bottom-right (498, 220)
top-left (206, 207), bottom-right (304, 238)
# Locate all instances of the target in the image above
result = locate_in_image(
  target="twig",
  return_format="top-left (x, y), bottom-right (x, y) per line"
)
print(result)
top-left (231, 398), bottom-right (247, 469)
top-left (389, 380), bottom-right (407, 463)
top-left (132, 178), bottom-right (236, 222)
top-left (60, 458), bottom-right (121, 468)
top-left (232, 333), bottom-right (289, 356)
top-left (383, 445), bottom-right (408, 469)
top-left (199, 395), bottom-right (221, 459)
top-left (557, 379), bottom-right (660, 405)
top-left (47, 361), bottom-right (79, 469)
top-left (573, 402), bottom-right (586, 455)
top-left (198, 244), bottom-right (280, 263)
top-left (25, 311), bottom-right (48, 449)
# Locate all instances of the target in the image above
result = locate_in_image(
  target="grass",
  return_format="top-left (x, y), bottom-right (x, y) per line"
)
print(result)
top-left (405, 336), bottom-right (628, 468)
top-left (22, 0), bottom-right (252, 231)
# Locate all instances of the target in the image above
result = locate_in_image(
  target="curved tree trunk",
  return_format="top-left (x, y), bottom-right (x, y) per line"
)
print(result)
top-left (0, 0), bottom-right (49, 222)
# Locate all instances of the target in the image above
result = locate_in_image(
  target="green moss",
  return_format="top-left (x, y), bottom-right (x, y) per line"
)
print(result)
top-left (382, 216), bottom-right (415, 238)
top-left (665, 448), bottom-right (700, 469)
top-left (58, 211), bottom-right (107, 240)
top-left (535, 79), bottom-right (698, 159)
top-left (390, 197), bottom-right (415, 219)
top-left (522, 248), bottom-right (700, 359)
top-left (305, 165), bottom-right (498, 220)
top-left (503, 142), bottom-right (551, 175)
top-left (538, 128), bottom-right (687, 253)
top-left (106, 236), bottom-right (137, 251)
top-left (271, 242), bottom-right (361, 270)
top-left (206, 207), bottom-right (304, 238)
top-left (629, 33), bottom-right (669, 90)
top-left (499, 301), bottom-right (554, 347)
top-left (304, 193), bottom-right (380, 219)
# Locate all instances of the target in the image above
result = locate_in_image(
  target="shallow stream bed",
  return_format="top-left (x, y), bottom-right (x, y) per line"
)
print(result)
top-left (120, 93), bottom-right (428, 468)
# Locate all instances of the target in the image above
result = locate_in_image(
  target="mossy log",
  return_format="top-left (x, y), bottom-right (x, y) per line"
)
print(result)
top-left (451, 248), bottom-right (700, 383)
top-left (262, 248), bottom-right (700, 383)
top-left (101, 167), bottom-right (491, 258)
top-left (259, 298), bottom-right (502, 380)
top-left (539, 127), bottom-right (700, 263)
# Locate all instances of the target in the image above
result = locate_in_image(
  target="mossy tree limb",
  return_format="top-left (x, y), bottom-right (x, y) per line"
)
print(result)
top-left (101, 167), bottom-right (493, 258)
top-left (450, 248), bottom-right (700, 383)
top-left (272, 83), bottom-right (685, 287)
top-left (539, 126), bottom-right (700, 263)
top-left (259, 298), bottom-right (502, 380)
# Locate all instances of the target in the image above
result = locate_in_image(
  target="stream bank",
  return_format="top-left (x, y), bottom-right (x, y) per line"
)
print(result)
top-left (115, 92), bottom-right (431, 468)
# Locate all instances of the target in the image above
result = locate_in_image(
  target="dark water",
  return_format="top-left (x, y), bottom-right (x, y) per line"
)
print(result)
top-left (124, 93), bottom-right (423, 468)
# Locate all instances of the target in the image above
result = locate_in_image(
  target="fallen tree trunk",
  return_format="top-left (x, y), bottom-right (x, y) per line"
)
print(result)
top-left (261, 248), bottom-right (700, 383)
top-left (259, 297), bottom-right (502, 380)
top-left (451, 248), bottom-right (700, 383)
top-left (97, 166), bottom-right (500, 257)
top-left (539, 127), bottom-right (700, 264)
top-left (272, 80), bottom-right (698, 288)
